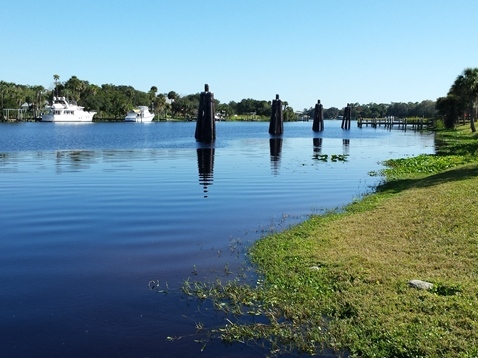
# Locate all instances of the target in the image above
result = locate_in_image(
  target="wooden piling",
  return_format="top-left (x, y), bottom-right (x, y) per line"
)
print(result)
top-left (312, 100), bottom-right (324, 132)
top-left (269, 94), bottom-right (284, 135)
top-left (195, 84), bottom-right (216, 142)
top-left (341, 103), bottom-right (351, 130)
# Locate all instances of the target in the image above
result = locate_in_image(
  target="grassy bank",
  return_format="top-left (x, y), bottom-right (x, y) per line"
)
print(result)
top-left (183, 125), bottom-right (478, 357)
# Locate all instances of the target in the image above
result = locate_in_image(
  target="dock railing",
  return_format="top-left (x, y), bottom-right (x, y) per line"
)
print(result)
top-left (357, 117), bottom-right (430, 130)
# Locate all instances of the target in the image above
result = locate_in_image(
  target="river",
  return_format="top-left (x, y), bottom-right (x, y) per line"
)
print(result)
top-left (0, 120), bottom-right (435, 357)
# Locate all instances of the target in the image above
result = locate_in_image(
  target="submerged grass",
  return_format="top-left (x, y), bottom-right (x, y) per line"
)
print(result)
top-left (181, 125), bottom-right (478, 357)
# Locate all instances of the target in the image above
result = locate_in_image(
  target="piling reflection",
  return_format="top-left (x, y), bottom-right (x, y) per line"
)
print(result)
top-left (313, 138), bottom-right (323, 154)
top-left (343, 139), bottom-right (350, 155)
top-left (197, 147), bottom-right (215, 198)
top-left (55, 150), bottom-right (96, 172)
top-left (269, 137), bottom-right (282, 174)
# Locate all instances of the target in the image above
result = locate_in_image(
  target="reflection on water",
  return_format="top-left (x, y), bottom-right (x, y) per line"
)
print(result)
top-left (343, 138), bottom-right (350, 154)
top-left (197, 147), bottom-right (215, 198)
top-left (269, 137), bottom-right (283, 174)
top-left (313, 137), bottom-right (323, 154)
top-left (55, 150), bottom-right (96, 172)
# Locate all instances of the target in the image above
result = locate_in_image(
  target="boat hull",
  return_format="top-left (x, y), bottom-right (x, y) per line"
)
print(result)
top-left (124, 106), bottom-right (154, 123)
top-left (41, 113), bottom-right (96, 122)
top-left (124, 115), bottom-right (154, 123)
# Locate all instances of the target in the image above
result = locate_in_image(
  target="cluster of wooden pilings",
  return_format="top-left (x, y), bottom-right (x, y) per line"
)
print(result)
top-left (341, 103), bottom-right (351, 130)
top-left (312, 100), bottom-right (324, 132)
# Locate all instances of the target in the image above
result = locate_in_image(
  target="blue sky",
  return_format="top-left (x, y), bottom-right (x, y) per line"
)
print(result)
top-left (1, 0), bottom-right (477, 111)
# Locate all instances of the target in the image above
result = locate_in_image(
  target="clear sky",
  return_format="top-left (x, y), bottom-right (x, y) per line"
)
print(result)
top-left (1, 0), bottom-right (477, 111)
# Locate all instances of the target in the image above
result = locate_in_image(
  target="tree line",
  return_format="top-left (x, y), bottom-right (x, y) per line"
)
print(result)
top-left (1, 74), bottom-right (439, 121)
top-left (308, 100), bottom-right (437, 121)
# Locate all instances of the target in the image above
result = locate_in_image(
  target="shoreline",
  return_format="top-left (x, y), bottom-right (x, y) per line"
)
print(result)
top-left (184, 124), bottom-right (478, 356)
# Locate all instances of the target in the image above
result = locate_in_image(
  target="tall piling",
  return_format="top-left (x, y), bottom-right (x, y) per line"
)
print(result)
top-left (195, 84), bottom-right (216, 142)
top-left (341, 103), bottom-right (351, 130)
top-left (312, 99), bottom-right (324, 132)
top-left (269, 94), bottom-right (283, 135)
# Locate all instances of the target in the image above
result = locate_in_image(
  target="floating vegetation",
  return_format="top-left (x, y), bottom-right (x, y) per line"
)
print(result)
top-left (312, 153), bottom-right (349, 162)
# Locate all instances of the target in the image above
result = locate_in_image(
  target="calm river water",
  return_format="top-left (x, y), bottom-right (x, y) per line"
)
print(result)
top-left (0, 120), bottom-right (435, 357)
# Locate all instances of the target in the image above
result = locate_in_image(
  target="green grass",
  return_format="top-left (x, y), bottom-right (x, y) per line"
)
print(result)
top-left (180, 124), bottom-right (478, 357)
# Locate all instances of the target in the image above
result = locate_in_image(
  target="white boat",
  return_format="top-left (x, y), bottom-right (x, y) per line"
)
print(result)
top-left (41, 97), bottom-right (96, 122)
top-left (124, 106), bottom-right (154, 123)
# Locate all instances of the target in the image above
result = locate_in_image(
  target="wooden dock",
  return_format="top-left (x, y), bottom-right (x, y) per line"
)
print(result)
top-left (357, 117), bottom-right (430, 130)
top-left (1, 108), bottom-right (41, 122)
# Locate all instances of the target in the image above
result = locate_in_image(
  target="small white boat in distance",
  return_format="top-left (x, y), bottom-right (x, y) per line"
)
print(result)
top-left (42, 97), bottom-right (96, 122)
top-left (124, 106), bottom-right (154, 123)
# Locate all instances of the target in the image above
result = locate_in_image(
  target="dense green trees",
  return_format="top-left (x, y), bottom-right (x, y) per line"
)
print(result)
top-left (303, 101), bottom-right (436, 120)
top-left (323, 107), bottom-right (339, 119)
top-left (231, 98), bottom-right (272, 117)
top-left (1, 75), bottom-right (439, 122)
top-left (0, 80), bottom-right (48, 118)
top-left (0, 77), bottom-right (167, 120)
top-left (437, 67), bottom-right (478, 130)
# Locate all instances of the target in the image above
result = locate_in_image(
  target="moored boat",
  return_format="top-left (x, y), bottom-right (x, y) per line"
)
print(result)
top-left (42, 97), bottom-right (96, 122)
top-left (124, 106), bottom-right (154, 123)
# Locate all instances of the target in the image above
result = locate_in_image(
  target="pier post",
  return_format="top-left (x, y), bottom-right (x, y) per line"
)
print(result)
top-left (341, 103), bottom-right (351, 130)
top-left (269, 94), bottom-right (283, 135)
top-left (195, 84), bottom-right (216, 142)
top-left (312, 99), bottom-right (324, 132)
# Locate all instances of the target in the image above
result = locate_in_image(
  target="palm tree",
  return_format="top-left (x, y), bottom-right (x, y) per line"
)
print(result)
top-left (65, 76), bottom-right (85, 101)
top-left (0, 81), bottom-right (9, 110)
top-left (436, 95), bottom-right (460, 129)
top-left (149, 86), bottom-right (158, 113)
top-left (53, 74), bottom-right (60, 97)
top-left (450, 67), bottom-right (478, 132)
top-left (167, 91), bottom-right (178, 102)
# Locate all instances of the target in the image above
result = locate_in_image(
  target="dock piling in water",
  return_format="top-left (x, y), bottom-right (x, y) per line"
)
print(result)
top-left (312, 99), bottom-right (324, 132)
top-left (269, 94), bottom-right (284, 135)
top-left (341, 103), bottom-right (351, 130)
top-left (195, 84), bottom-right (216, 142)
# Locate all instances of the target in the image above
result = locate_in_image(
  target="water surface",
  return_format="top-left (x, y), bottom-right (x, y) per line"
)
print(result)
top-left (0, 121), bottom-right (435, 357)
